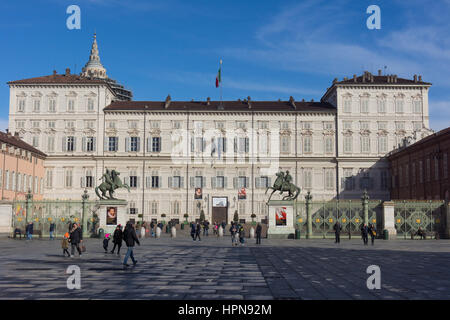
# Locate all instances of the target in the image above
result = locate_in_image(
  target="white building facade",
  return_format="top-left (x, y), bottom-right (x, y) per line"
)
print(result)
top-left (7, 37), bottom-right (433, 223)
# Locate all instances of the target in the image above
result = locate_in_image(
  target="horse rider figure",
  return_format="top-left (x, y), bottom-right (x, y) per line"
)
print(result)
top-left (99, 169), bottom-right (116, 191)
top-left (283, 170), bottom-right (293, 190)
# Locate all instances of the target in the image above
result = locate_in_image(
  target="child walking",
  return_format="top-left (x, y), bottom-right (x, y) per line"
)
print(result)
top-left (103, 233), bottom-right (111, 253)
top-left (62, 232), bottom-right (70, 257)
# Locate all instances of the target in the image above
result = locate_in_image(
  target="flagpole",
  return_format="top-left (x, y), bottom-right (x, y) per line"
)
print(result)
top-left (220, 59), bottom-right (223, 107)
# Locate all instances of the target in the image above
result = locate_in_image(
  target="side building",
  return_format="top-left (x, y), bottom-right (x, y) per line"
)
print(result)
top-left (388, 127), bottom-right (450, 201)
top-left (0, 130), bottom-right (46, 200)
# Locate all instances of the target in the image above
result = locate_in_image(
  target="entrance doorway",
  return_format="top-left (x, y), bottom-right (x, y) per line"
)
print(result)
top-left (212, 197), bottom-right (228, 224)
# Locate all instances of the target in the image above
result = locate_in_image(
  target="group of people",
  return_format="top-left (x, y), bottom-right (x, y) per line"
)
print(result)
top-left (101, 222), bottom-right (141, 266)
top-left (333, 222), bottom-right (377, 245)
top-left (61, 222), bottom-right (83, 257)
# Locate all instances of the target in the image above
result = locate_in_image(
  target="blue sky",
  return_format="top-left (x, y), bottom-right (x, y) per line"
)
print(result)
top-left (0, 0), bottom-right (449, 131)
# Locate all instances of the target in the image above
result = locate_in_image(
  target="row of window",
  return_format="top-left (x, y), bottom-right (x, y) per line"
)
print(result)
top-left (342, 97), bottom-right (422, 114)
top-left (16, 97), bottom-right (95, 113)
top-left (0, 170), bottom-right (43, 194)
top-left (342, 121), bottom-right (423, 131)
top-left (393, 153), bottom-right (449, 188)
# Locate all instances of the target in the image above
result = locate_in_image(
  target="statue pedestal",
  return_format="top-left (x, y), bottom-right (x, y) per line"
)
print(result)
top-left (97, 199), bottom-right (128, 235)
top-left (267, 200), bottom-right (296, 239)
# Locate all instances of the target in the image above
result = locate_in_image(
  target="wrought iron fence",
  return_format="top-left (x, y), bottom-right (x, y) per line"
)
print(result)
top-left (394, 200), bottom-right (445, 239)
top-left (295, 200), bottom-right (382, 239)
top-left (12, 199), bottom-right (100, 237)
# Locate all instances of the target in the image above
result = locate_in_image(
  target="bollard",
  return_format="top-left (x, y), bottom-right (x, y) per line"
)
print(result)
top-left (249, 227), bottom-right (255, 239)
top-left (171, 226), bottom-right (176, 238)
top-left (156, 227), bottom-right (161, 238)
top-left (140, 227), bottom-right (145, 239)
top-left (218, 226), bottom-right (224, 237)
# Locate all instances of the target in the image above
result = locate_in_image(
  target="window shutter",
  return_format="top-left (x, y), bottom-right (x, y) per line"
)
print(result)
top-left (147, 137), bottom-right (151, 153)
top-left (73, 137), bottom-right (77, 152)
top-left (233, 177), bottom-right (237, 189)
top-left (191, 137), bottom-right (194, 152)
top-left (211, 138), bottom-right (216, 155)
top-left (62, 137), bottom-right (66, 152)
top-left (158, 137), bottom-right (161, 152)
top-left (190, 177), bottom-right (194, 188)
top-left (124, 176), bottom-right (129, 186)
top-left (202, 138), bottom-right (206, 152)
top-left (224, 177), bottom-right (228, 188)
top-left (104, 137), bottom-right (108, 151)
top-left (268, 177), bottom-right (272, 187)
top-left (82, 137), bottom-right (86, 152)
top-left (202, 176), bottom-right (206, 188)
top-left (180, 177), bottom-right (184, 188)
top-left (136, 137), bottom-right (141, 152)
top-left (92, 137), bottom-right (96, 151)
top-left (234, 137), bottom-right (237, 152)
top-left (115, 137), bottom-right (118, 151)
top-left (168, 177), bottom-right (173, 188)
top-left (137, 177), bottom-right (140, 188)
top-left (80, 177), bottom-right (85, 188)
top-left (211, 177), bottom-right (216, 189)
top-left (245, 137), bottom-right (249, 153)
top-left (223, 138), bottom-right (227, 152)
top-left (255, 177), bottom-right (260, 189)
top-left (146, 176), bottom-right (151, 189)
top-left (341, 177), bottom-right (346, 191)
top-left (125, 137), bottom-right (130, 152)
top-left (245, 177), bottom-right (249, 188)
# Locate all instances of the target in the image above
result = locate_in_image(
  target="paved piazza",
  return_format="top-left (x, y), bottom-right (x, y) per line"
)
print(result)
top-left (1, 233), bottom-right (450, 300)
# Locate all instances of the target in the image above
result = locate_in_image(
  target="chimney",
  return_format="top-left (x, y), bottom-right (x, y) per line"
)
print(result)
top-left (414, 74), bottom-right (417, 83)
top-left (353, 74), bottom-right (357, 82)
top-left (247, 96), bottom-right (252, 109)
top-left (362, 73), bottom-right (366, 83)
top-left (378, 69), bottom-right (382, 76)
top-left (394, 75), bottom-right (397, 83)
top-left (343, 77), bottom-right (348, 81)
top-left (53, 70), bottom-right (57, 76)
top-left (65, 68), bottom-right (70, 75)
top-left (206, 97), bottom-right (211, 106)
top-left (418, 75), bottom-right (422, 82)
top-left (164, 94), bottom-right (171, 109)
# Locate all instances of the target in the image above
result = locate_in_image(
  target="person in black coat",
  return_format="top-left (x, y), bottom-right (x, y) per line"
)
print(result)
top-left (26, 222), bottom-right (34, 240)
top-left (194, 222), bottom-right (202, 241)
top-left (110, 225), bottom-right (123, 254)
top-left (69, 223), bottom-right (83, 257)
top-left (255, 223), bottom-right (262, 245)
top-left (123, 222), bottom-right (140, 266)
top-left (368, 223), bottom-right (377, 245)
top-left (190, 223), bottom-right (196, 240)
top-left (333, 222), bottom-right (342, 244)
top-left (360, 224), bottom-right (369, 245)
top-left (49, 222), bottom-right (56, 240)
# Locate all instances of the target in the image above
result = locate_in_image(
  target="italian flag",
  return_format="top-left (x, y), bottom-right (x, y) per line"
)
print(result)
top-left (215, 66), bottom-right (221, 88)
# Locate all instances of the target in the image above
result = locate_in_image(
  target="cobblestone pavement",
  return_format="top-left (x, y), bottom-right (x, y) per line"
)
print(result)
top-left (1, 234), bottom-right (450, 300)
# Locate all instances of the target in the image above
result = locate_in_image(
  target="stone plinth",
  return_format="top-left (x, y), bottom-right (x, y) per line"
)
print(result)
top-left (97, 199), bottom-right (128, 235)
top-left (267, 200), bottom-right (295, 239)
top-left (382, 201), bottom-right (397, 239)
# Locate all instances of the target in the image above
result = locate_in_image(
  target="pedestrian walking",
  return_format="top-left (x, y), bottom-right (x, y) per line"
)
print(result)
top-left (150, 221), bottom-right (155, 237)
top-left (26, 222), bottom-right (34, 240)
top-left (103, 233), bottom-right (111, 253)
top-left (49, 222), bottom-right (56, 240)
top-left (256, 223), bottom-right (262, 245)
top-left (123, 221), bottom-right (140, 266)
top-left (194, 222), bottom-right (202, 241)
top-left (111, 225), bottom-right (123, 254)
top-left (69, 223), bottom-right (83, 257)
top-left (361, 224), bottom-right (369, 245)
top-left (333, 222), bottom-right (342, 244)
top-left (203, 220), bottom-right (209, 236)
top-left (229, 222), bottom-right (238, 246)
top-left (368, 223), bottom-right (377, 245)
top-left (221, 221), bottom-right (226, 235)
top-left (61, 232), bottom-right (70, 257)
top-left (190, 222), bottom-right (196, 241)
top-left (239, 226), bottom-right (245, 246)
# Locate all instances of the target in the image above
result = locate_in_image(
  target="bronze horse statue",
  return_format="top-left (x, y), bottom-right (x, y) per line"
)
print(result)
top-left (266, 171), bottom-right (301, 202)
top-left (95, 169), bottom-right (130, 200)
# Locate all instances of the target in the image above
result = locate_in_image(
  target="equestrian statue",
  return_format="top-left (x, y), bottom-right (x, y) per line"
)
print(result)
top-left (95, 169), bottom-right (130, 200)
top-left (266, 170), bottom-right (301, 202)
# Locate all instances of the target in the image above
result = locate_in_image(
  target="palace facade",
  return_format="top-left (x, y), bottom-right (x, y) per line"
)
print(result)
top-left (7, 35), bottom-right (434, 223)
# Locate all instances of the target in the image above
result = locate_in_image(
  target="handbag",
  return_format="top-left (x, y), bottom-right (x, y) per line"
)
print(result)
top-left (81, 244), bottom-right (86, 252)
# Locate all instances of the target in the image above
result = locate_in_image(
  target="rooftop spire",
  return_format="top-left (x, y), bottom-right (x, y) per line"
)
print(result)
top-left (81, 32), bottom-right (107, 79)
